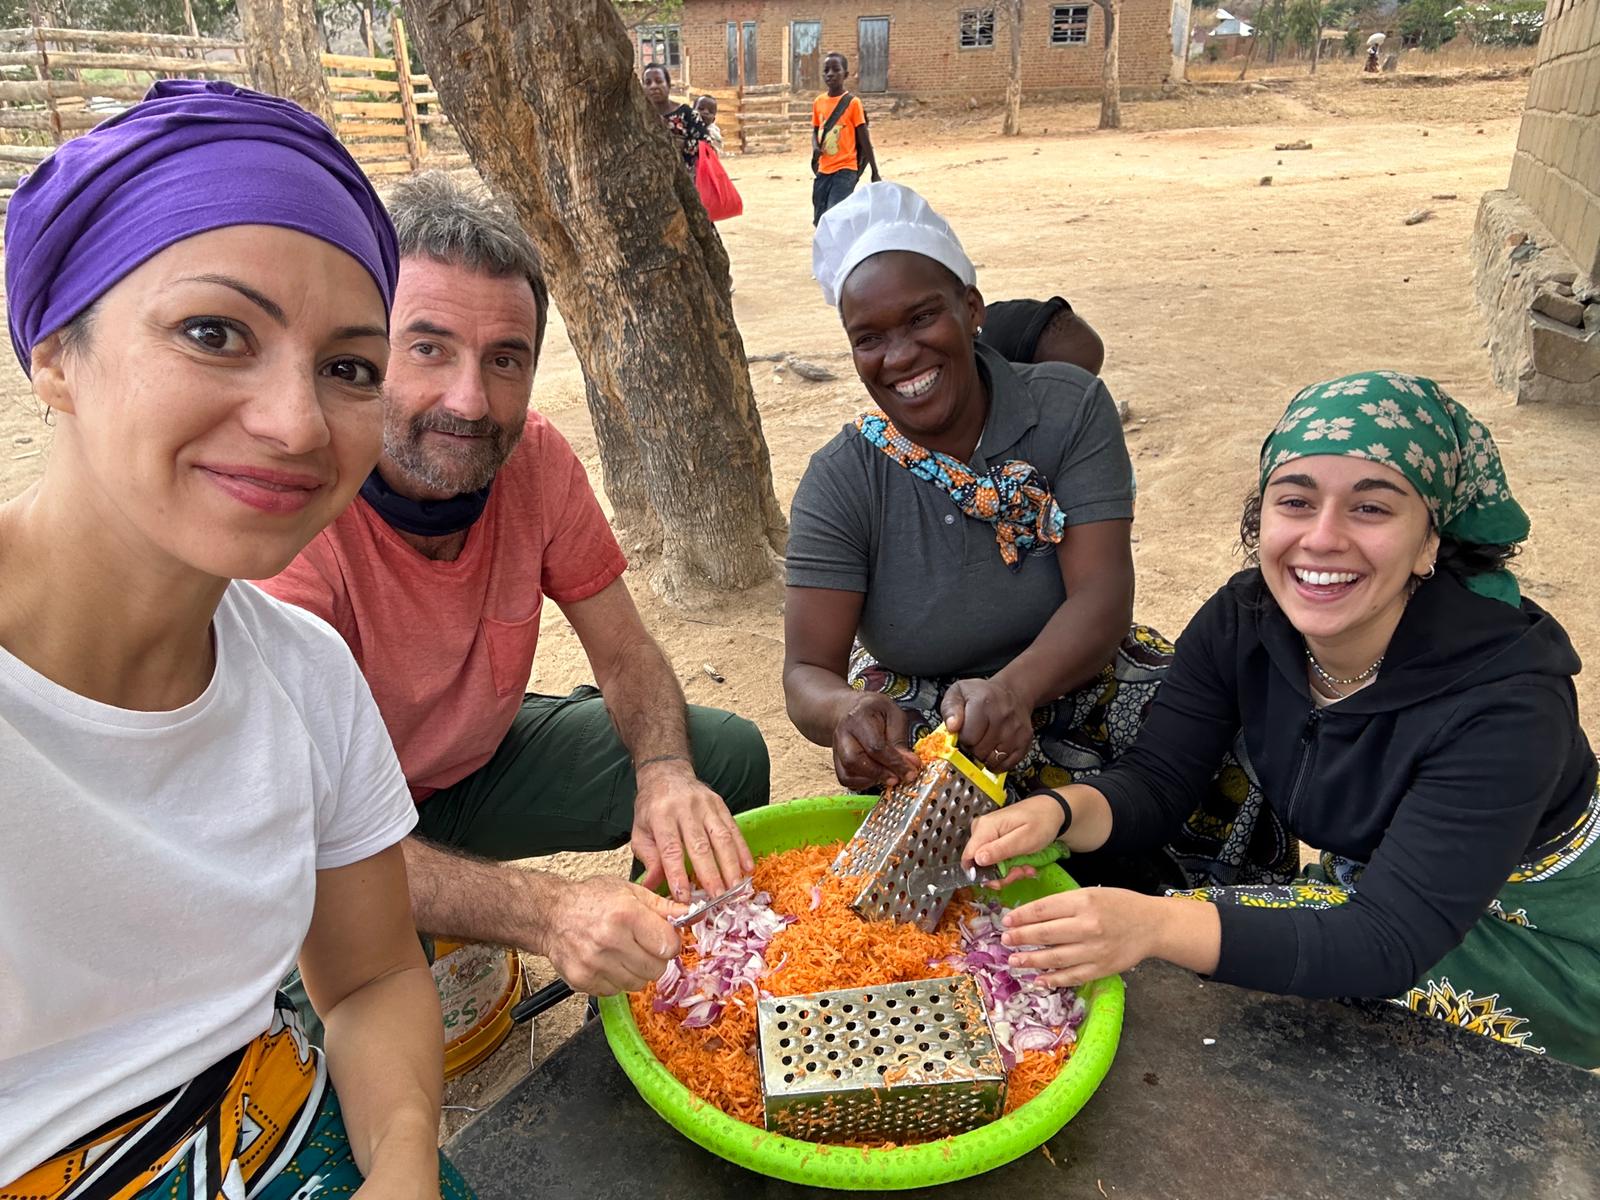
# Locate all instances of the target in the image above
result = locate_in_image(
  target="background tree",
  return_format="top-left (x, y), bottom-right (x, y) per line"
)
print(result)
top-left (1446, 0), bottom-right (1543, 45)
top-left (1002, 0), bottom-right (1024, 135)
top-left (1397, 0), bottom-right (1458, 48)
top-left (237, 0), bottom-right (335, 124)
top-left (1255, 0), bottom-right (1288, 62)
top-left (402, 0), bottom-right (787, 604)
top-left (1287, 0), bottom-right (1320, 57)
top-left (1092, 0), bottom-right (1120, 129)
top-left (0, 0), bottom-right (234, 32)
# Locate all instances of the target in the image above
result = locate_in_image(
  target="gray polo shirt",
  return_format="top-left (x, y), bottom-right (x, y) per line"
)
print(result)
top-left (787, 342), bottom-right (1134, 680)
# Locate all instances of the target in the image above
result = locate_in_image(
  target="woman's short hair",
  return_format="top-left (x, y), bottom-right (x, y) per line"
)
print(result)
top-left (384, 170), bottom-right (550, 361)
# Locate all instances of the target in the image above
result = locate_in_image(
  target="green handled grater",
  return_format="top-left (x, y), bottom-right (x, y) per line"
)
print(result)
top-left (755, 974), bottom-right (1007, 1143)
top-left (830, 725), bottom-right (1008, 932)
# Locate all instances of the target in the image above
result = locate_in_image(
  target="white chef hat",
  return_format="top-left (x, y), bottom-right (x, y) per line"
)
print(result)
top-left (811, 181), bottom-right (976, 309)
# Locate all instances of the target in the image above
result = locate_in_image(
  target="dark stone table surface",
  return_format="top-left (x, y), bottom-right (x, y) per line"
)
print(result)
top-left (446, 960), bottom-right (1600, 1199)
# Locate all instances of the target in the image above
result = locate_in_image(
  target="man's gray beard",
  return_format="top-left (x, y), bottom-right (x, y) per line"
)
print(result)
top-left (382, 411), bottom-right (526, 495)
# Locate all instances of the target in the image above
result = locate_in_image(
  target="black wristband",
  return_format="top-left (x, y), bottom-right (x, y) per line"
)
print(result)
top-left (1028, 788), bottom-right (1073, 836)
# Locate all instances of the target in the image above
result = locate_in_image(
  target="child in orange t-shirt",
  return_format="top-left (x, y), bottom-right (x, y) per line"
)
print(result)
top-left (811, 51), bottom-right (881, 226)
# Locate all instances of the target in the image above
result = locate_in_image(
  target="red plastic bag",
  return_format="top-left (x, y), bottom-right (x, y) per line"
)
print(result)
top-left (695, 143), bottom-right (743, 222)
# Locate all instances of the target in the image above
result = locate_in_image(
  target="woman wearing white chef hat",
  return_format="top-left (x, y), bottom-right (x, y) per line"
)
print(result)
top-left (782, 181), bottom-right (1296, 895)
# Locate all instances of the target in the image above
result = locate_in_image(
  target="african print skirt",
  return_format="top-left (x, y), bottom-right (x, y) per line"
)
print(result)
top-left (1174, 780), bottom-right (1600, 1068)
top-left (7, 996), bottom-right (474, 1200)
top-left (848, 625), bottom-right (1300, 891)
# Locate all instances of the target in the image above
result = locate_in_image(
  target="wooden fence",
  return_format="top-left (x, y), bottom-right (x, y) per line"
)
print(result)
top-left (0, 19), bottom-right (464, 216)
top-left (321, 15), bottom-right (466, 177)
top-left (0, 25), bottom-right (248, 208)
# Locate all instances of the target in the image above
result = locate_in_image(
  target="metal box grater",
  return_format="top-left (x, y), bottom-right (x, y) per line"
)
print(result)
top-left (755, 975), bottom-right (1007, 1143)
top-left (830, 728), bottom-right (1008, 931)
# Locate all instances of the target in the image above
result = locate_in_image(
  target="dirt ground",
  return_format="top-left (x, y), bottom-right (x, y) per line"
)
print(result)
top-left (3, 69), bottom-right (1595, 1137)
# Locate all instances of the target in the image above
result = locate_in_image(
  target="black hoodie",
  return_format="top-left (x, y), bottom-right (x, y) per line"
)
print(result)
top-left (1095, 569), bottom-right (1596, 999)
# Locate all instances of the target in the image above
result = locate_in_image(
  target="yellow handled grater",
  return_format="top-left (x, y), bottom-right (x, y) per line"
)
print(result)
top-left (830, 725), bottom-right (1008, 932)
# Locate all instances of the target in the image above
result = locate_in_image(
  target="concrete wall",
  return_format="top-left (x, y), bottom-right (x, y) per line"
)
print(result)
top-left (1506, 0), bottom-right (1600, 280)
top-left (645, 0), bottom-right (1177, 97)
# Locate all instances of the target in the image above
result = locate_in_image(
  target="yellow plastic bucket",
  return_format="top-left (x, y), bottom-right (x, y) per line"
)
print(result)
top-left (432, 939), bottom-right (524, 1080)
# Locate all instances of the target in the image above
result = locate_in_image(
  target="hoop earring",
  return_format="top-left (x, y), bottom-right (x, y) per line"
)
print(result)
top-left (1421, 564), bottom-right (1436, 580)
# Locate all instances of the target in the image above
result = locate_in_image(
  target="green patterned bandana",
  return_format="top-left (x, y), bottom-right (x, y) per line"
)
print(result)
top-left (1260, 371), bottom-right (1530, 607)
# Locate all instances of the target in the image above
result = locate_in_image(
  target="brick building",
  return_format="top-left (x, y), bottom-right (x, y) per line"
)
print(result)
top-left (1470, 0), bottom-right (1599, 405)
top-left (1507, 0), bottom-right (1599, 282)
top-left (633, 0), bottom-right (1188, 99)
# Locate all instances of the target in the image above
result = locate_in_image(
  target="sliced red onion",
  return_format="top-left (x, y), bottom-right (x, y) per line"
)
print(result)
top-left (652, 886), bottom-right (794, 1027)
top-left (943, 900), bottom-right (1086, 1070)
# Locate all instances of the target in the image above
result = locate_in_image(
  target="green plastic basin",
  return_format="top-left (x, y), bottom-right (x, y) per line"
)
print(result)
top-left (598, 794), bottom-right (1125, 1190)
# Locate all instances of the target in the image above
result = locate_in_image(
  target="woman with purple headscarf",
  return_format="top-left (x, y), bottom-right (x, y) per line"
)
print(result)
top-left (0, 83), bottom-right (471, 1198)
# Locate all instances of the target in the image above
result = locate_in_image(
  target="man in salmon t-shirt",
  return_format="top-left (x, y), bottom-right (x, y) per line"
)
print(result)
top-left (811, 51), bottom-right (881, 226)
top-left (259, 172), bottom-right (769, 1004)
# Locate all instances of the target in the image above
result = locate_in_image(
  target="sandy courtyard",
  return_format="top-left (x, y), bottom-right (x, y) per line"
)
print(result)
top-left (1, 70), bottom-right (1594, 1130)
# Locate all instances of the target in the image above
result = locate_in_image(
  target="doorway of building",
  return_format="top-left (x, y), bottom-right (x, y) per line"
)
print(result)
top-left (726, 20), bottom-right (758, 86)
top-left (791, 20), bottom-right (822, 93)
top-left (857, 17), bottom-right (889, 92)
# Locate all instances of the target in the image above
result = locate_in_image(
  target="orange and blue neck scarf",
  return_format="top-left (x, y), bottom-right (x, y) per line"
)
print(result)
top-left (854, 409), bottom-right (1065, 570)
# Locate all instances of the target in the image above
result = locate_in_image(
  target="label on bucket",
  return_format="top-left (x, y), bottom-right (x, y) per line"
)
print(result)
top-left (433, 941), bottom-right (513, 1046)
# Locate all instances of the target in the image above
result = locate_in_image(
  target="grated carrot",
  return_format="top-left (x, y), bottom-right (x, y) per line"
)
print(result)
top-left (1005, 1043), bottom-right (1073, 1112)
top-left (629, 840), bottom-right (1071, 1139)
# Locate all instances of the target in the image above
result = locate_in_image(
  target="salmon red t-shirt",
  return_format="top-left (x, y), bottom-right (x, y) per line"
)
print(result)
top-left (812, 92), bottom-right (866, 175)
top-left (257, 412), bottom-right (628, 801)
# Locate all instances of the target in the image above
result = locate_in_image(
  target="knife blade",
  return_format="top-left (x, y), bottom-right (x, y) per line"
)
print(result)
top-left (913, 862), bottom-right (1001, 900)
top-left (670, 877), bottom-right (754, 929)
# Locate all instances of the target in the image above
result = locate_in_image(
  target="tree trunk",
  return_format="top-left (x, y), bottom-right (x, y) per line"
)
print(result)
top-left (583, 368), bottom-right (663, 557)
top-left (1001, 0), bottom-right (1024, 136)
top-left (403, 0), bottom-right (787, 605)
top-left (182, 0), bottom-right (198, 39)
top-left (237, 0), bottom-right (336, 128)
top-left (1095, 0), bottom-right (1121, 130)
top-left (1237, 25), bottom-right (1261, 79)
top-left (361, 1), bottom-right (376, 57)
top-left (1310, 24), bottom-right (1323, 73)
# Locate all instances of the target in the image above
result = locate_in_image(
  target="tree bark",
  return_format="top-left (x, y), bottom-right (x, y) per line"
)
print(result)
top-left (1001, 0), bottom-right (1024, 136)
top-left (403, 0), bottom-right (787, 605)
top-left (237, 0), bottom-right (336, 128)
top-left (583, 368), bottom-right (663, 557)
top-left (1095, 0), bottom-right (1121, 130)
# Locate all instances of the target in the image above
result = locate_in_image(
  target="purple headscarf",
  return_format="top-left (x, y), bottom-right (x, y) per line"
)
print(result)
top-left (4, 80), bottom-right (399, 374)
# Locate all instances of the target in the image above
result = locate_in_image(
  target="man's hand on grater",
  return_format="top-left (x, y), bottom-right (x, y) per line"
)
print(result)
top-left (832, 691), bottom-right (922, 790)
top-left (940, 677), bottom-right (1032, 772)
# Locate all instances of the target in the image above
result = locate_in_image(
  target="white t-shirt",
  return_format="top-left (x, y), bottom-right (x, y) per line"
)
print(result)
top-left (0, 583), bottom-right (417, 1183)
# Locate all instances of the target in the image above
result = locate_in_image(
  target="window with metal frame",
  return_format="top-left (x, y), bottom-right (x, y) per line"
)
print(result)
top-left (1049, 4), bottom-right (1091, 44)
top-left (958, 7), bottom-right (996, 48)
top-left (638, 23), bottom-right (683, 70)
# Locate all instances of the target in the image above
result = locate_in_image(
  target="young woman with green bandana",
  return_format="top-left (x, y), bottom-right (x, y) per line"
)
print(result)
top-left (965, 371), bottom-right (1600, 1067)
